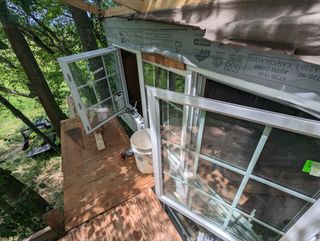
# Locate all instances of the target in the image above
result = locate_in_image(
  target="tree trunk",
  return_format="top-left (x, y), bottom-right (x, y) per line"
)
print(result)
top-left (69, 6), bottom-right (98, 51)
top-left (0, 168), bottom-right (50, 226)
top-left (0, 94), bottom-right (60, 154)
top-left (0, 0), bottom-right (67, 137)
top-left (70, 7), bottom-right (110, 101)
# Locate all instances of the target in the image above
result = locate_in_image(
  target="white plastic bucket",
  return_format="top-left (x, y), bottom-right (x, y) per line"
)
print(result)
top-left (130, 128), bottom-right (153, 174)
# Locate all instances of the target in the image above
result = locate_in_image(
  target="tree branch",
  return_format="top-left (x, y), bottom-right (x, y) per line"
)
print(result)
top-left (0, 56), bottom-right (17, 69)
top-left (19, 26), bottom-right (55, 55)
top-left (28, 12), bottom-right (72, 55)
top-left (0, 85), bottom-right (36, 98)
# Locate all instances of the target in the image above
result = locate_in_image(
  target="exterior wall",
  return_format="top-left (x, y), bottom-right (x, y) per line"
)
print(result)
top-left (104, 17), bottom-right (320, 116)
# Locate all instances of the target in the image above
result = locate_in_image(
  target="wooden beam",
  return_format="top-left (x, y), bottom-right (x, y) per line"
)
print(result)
top-left (62, 0), bottom-right (136, 17)
top-left (23, 226), bottom-right (59, 241)
top-left (105, 5), bottom-right (136, 17)
top-left (66, 96), bottom-right (77, 118)
top-left (63, 0), bottom-right (211, 18)
top-left (113, 0), bottom-right (143, 12)
top-left (63, 0), bottom-right (101, 15)
top-left (142, 0), bottom-right (211, 13)
top-left (142, 53), bottom-right (186, 70)
top-left (43, 210), bottom-right (65, 237)
top-left (94, 128), bottom-right (106, 151)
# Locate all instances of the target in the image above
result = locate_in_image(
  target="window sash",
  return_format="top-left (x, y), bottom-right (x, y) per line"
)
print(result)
top-left (58, 47), bottom-right (130, 133)
top-left (147, 86), bottom-right (320, 241)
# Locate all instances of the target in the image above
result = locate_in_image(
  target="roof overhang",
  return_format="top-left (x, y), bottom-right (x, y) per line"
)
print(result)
top-left (62, 0), bottom-right (320, 65)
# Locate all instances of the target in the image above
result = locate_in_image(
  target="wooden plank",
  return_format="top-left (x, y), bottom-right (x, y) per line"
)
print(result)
top-left (113, 0), bottom-right (143, 12)
top-left (43, 210), bottom-right (65, 237)
top-left (105, 5), bottom-right (136, 17)
top-left (63, 0), bottom-right (211, 18)
top-left (59, 189), bottom-right (182, 241)
top-left (142, 52), bottom-right (186, 70)
top-left (23, 226), bottom-right (58, 241)
top-left (66, 96), bottom-right (77, 118)
top-left (142, 0), bottom-right (212, 13)
top-left (62, 0), bottom-right (135, 17)
top-left (61, 117), bottom-right (154, 231)
top-left (63, 0), bottom-right (102, 15)
top-left (94, 129), bottom-right (105, 151)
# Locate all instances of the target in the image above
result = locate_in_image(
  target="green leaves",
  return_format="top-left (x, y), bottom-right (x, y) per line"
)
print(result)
top-left (0, 38), bottom-right (8, 50)
top-left (16, 0), bottom-right (36, 14)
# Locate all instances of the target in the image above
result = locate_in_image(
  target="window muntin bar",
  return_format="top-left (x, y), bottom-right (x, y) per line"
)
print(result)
top-left (162, 139), bottom-right (317, 204)
top-left (164, 173), bottom-right (284, 240)
top-left (142, 60), bottom-right (189, 132)
top-left (235, 179), bottom-right (311, 231)
top-left (253, 128), bottom-right (320, 198)
top-left (223, 126), bottom-right (272, 228)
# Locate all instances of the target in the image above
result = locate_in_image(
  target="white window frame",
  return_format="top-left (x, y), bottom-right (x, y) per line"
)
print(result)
top-left (147, 86), bottom-right (320, 241)
top-left (58, 47), bottom-right (131, 133)
top-left (187, 65), bottom-right (320, 117)
top-left (140, 58), bottom-right (193, 128)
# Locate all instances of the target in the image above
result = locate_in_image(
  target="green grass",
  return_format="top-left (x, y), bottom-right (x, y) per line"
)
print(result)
top-left (0, 96), bottom-right (44, 140)
top-left (0, 101), bottom-right (64, 212)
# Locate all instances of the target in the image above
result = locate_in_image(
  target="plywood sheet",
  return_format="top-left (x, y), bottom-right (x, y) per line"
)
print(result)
top-left (59, 189), bottom-right (182, 241)
top-left (61, 117), bottom-right (154, 231)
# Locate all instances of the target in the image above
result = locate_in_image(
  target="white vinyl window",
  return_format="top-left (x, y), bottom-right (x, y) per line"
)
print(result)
top-left (141, 60), bottom-right (193, 128)
top-left (147, 86), bottom-right (320, 241)
top-left (58, 47), bottom-right (130, 133)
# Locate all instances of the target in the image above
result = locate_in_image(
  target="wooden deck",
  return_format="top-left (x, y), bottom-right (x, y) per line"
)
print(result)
top-left (61, 117), bottom-right (154, 231)
top-left (59, 189), bottom-right (182, 241)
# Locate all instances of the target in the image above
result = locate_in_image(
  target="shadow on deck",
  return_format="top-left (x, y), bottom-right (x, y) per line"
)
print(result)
top-left (60, 117), bottom-right (154, 231)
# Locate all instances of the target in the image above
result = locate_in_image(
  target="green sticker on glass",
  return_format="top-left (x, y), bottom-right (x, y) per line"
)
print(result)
top-left (302, 160), bottom-right (313, 173)
top-left (302, 160), bottom-right (320, 177)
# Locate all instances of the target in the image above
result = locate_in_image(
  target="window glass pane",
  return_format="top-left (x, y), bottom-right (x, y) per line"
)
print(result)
top-left (69, 57), bottom-right (109, 87)
top-left (143, 62), bottom-right (154, 86)
top-left (197, 159), bottom-right (244, 205)
top-left (113, 91), bottom-right (126, 112)
top-left (204, 78), bottom-right (319, 121)
top-left (254, 129), bottom-right (320, 198)
top-left (226, 210), bottom-right (281, 241)
top-left (155, 66), bottom-right (167, 89)
top-left (69, 60), bottom-right (91, 87)
top-left (163, 175), bottom-right (228, 228)
top-left (87, 98), bottom-right (115, 128)
top-left (169, 72), bottom-right (185, 93)
top-left (108, 74), bottom-right (122, 94)
top-left (87, 56), bottom-right (107, 81)
top-left (94, 79), bottom-right (111, 102)
top-left (78, 85), bottom-right (97, 108)
top-left (103, 53), bottom-right (117, 74)
top-left (160, 101), bottom-right (183, 145)
top-left (200, 112), bottom-right (264, 170)
top-left (101, 98), bottom-right (115, 115)
top-left (238, 179), bottom-right (310, 231)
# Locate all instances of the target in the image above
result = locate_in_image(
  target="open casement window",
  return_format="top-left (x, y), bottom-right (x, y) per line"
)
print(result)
top-left (58, 47), bottom-right (133, 133)
top-left (147, 87), bottom-right (320, 241)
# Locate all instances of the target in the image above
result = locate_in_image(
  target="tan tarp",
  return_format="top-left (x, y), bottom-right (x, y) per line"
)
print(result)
top-left (129, 0), bottom-right (320, 65)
